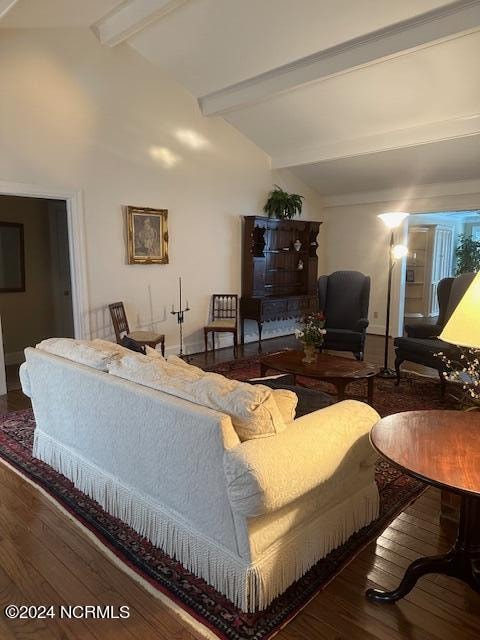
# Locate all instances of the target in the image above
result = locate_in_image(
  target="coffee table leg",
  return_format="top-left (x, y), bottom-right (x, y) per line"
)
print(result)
top-left (367, 376), bottom-right (374, 405)
top-left (366, 494), bottom-right (480, 603)
top-left (260, 363), bottom-right (268, 377)
top-left (335, 380), bottom-right (347, 402)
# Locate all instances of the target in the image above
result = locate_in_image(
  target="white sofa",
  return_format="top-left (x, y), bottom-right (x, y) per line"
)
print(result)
top-left (21, 345), bottom-right (380, 612)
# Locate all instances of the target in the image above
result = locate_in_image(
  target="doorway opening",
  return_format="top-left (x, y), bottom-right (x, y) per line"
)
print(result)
top-left (401, 210), bottom-right (480, 328)
top-left (0, 195), bottom-right (74, 391)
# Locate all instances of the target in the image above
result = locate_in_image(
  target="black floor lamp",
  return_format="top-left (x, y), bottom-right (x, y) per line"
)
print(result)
top-left (377, 212), bottom-right (409, 378)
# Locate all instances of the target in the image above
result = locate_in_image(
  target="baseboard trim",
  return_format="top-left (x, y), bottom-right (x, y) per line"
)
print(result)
top-left (366, 325), bottom-right (386, 336)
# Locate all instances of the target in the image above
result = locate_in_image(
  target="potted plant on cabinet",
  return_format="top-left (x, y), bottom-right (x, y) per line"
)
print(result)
top-left (263, 185), bottom-right (304, 220)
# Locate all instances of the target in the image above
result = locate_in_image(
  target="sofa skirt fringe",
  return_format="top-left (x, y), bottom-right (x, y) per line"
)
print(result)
top-left (33, 429), bottom-right (379, 612)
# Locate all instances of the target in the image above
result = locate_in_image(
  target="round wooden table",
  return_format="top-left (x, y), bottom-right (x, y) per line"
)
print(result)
top-left (366, 410), bottom-right (480, 603)
top-left (259, 350), bottom-right (376, 404)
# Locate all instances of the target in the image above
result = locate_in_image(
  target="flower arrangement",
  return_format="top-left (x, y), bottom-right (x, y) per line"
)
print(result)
top-left (295, 312), bottom-right (326, 346)
top-left (438, 348), bottom-right (480, 405)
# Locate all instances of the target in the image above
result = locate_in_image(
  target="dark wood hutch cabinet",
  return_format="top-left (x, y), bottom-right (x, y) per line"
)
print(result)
top-left (241, 216), bottom-right (321, 348)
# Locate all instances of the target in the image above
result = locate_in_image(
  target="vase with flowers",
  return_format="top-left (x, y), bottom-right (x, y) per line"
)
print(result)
top-left (438, 348), bottom-right (480, 410)
top-left (295, 312), bottom-right (326, 363)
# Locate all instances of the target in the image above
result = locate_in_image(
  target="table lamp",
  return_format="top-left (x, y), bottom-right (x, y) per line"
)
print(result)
top-left (439, 271), bottom-right (480, 348)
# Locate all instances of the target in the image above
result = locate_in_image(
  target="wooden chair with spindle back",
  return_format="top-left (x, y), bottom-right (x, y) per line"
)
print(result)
top-left (204, 294), bottom-right (238, 355)
top-left (109, 302), bottom-right (165, 356)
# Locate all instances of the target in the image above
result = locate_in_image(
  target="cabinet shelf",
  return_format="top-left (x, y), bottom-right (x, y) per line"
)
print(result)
top-left (242, 216), bottom-right (322, 346)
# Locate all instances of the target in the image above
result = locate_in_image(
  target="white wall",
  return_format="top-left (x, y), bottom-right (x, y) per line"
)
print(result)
top-left (0, 28), bottom-right (324, 353)
top-left (323, 182), bottom-right (480, 336)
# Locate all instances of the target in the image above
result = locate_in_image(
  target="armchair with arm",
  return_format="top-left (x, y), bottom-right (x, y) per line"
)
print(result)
top-left (394, 274), bottom-right (474, 394)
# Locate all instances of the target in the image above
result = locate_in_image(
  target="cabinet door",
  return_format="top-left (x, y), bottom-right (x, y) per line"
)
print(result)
top-left (262, 300), bottom-right (288, 320)
top-left (429, 227), bottom-right (454, 316)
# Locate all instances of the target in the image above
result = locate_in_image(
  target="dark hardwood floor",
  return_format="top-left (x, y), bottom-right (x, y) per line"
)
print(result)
top-left (0, 334), bottom-right (477, 639)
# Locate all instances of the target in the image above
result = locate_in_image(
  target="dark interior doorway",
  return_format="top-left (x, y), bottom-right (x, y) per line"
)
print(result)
top-left (0, 195), bottom-right (74, 390)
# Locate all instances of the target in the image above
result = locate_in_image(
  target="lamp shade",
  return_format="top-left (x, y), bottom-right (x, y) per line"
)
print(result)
top-left (440, 271), bottom-right (480, 348)
top-left (378, 212), bottom-right (409, 229)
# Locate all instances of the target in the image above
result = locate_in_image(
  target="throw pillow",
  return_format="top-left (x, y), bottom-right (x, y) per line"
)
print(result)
top-left (271, 388), bottom-right (298, 423)
top-left (120, 335), bottom-right (146, 355)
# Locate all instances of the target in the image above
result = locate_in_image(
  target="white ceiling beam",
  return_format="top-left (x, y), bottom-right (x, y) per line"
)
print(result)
top-left (199, 0), bottom-right (480, 117)
top-left (0, 0), bottom-right (19, 20)
top-left (92, 0), bottom-right (191, 47)
top-left (272, 114), bottom-right (480, 169)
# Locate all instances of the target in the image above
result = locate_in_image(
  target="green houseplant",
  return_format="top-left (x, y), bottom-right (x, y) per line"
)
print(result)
top-left (263, 185), bottom-right (304, 220)
top-left (455, 233), bottom-right (480, 275)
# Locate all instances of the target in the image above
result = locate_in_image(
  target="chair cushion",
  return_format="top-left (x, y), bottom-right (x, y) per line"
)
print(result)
top-left (108, 354), bottom-right (287, 441)
top-left (205, 319), bottom-right (236, 330)
top-left (128, 330), bottom-right (164, 343)
top-left (394, 336), bottom-right (462, 370)
top-left (323, 329), bottom-right (363, 349)
top-left (394, 336), bottom-right (458, 357)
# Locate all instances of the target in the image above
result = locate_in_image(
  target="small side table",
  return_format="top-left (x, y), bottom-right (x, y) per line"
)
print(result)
top-left (366, 410), bottom-right (480, 603)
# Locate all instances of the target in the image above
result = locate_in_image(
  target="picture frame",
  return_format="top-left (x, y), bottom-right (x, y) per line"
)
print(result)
top-left (126, 206), bottom-right (169, 264)
top-left (406, 269), bottom-right (415, 283)
top-left (0, 221), bottom-right (25, 292)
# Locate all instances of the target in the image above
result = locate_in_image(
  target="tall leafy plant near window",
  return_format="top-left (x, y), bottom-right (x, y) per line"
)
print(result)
top-left (455, 233), bottom-right (480, 275)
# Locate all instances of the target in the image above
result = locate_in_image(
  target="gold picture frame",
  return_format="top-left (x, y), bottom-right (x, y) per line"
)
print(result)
top-left (126, 206), bottom-right (169, 264)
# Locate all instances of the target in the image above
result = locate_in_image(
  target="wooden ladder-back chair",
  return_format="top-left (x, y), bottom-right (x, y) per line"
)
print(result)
top-left (204, 294), bottom-right (238, 355)
top-left (109, 302), bottom-right (165, 356)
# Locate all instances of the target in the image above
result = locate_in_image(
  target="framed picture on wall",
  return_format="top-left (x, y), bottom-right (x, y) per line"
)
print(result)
top-left (406, 269), bottom-right (415, 283)
top-left (0, 221), bottom-right (25, 292)
top-left (126, 206), bottom-right (169, 264)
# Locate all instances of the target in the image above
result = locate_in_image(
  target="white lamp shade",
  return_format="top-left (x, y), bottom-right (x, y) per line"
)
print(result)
top-left (378, 212), bottom-right (410, 229)
top-left (392, 244), bottom-right (408, 259)
top-left (440, 271), bottom-right (480, 348)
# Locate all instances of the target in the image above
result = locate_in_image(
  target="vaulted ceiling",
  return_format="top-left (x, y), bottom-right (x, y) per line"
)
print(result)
top-left (2, 0), bottom-right (480, 197)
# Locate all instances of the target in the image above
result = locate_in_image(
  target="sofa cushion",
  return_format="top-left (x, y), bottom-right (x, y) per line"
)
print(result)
top-left (37, 338), bottom-right (125, 371)
top-left (37, 338), bottom-right (162, 372)
top-left (108, 354), bottom-right (287, 441)
top-left (92, 339), bottom-right (163, 360)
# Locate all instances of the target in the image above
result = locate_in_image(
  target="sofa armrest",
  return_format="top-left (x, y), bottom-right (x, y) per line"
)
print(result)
top-left (223, 400), bottom-right (379, 517)
top-left (355, 317), bottom-right (369, 332)
top-left (19, 362), bottom-right (32, 398)
top-left (405, 323), bottom-right (441, 339)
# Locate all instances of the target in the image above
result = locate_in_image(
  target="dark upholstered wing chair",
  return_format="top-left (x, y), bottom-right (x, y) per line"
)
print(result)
top-left (317, 271), bottom-right (371, 360)
top-left (394, 272), bottom-right (475, 394)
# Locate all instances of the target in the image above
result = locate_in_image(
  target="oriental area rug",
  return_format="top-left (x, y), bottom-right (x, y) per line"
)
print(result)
top-left (0, 365), bottom-right (453, 640)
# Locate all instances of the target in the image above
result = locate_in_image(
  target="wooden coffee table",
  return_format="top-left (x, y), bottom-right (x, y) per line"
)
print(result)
top-left (366, 410), bottom-right (480, 603)
top-left (259, 350), bottom-right (376, 404)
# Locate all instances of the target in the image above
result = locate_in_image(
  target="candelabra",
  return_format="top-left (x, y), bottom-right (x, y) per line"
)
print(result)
top-left (170, 277), bottom-right (190, 359)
